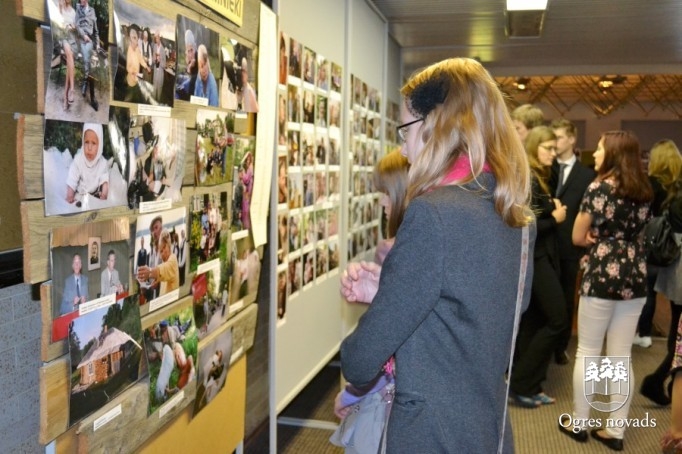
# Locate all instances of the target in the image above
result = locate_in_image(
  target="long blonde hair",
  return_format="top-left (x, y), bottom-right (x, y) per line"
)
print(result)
top-left (400, 58), bottom-right (531, 227)
top-left (648, 139), bottom-right (682, 197)
top-left (373, 149), bottom-right (409, 238)
top-left (524, 126), bottom-right (556, 195)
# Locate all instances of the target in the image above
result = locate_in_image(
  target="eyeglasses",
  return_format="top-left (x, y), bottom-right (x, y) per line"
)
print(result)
top-left (539, 144), bottom-right (558, 152)
top-left (396, 118), bottom-right (424, 143)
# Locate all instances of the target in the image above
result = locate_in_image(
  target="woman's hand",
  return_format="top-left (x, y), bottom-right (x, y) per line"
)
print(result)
top-left (334, 391), bottom-right (352, 419)
top-left (551, 198), bottom-right (567, 224)
top-left (340, 261), bottom-right (381, 303)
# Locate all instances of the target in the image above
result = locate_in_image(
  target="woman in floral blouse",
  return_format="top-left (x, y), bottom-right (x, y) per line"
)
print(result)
top-left (559, 130), bottom-right (653, 451)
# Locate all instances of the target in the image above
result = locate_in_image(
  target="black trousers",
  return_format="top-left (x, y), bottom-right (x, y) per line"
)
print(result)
top-left (647, 300), bottom-right (682, 384)
top-left (511, 254), bottom-right (569, 396)
top-left (556, 257), bottom-right (580, 353)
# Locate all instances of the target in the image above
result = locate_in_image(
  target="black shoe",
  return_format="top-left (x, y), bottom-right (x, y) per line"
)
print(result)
top-left (558, 415), bottom-right (587, 442)
top-left (81, 81), bottom-right (87, 96)
top-left (640, 374), bottom-right (671, 406)
top-left (555, 351), bottom-right (570, 365)
top-left (90, 99), bottom-right (99, 111)
top-left (590, 429), bottom-right (623, 451)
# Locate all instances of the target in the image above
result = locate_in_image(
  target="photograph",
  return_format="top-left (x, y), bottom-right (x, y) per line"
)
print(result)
top-left (277, 269), bottom-right (287, 320)
top-left (219, 35), bottom-right (259, 113)
top-left (113, 0), bottom-right (176, 106)
top-left (68, 295), bottom-right (143, 426)
top-left (330, 61), bottom-right (342, 93)
top-left (143, 306), bottom-right (198, 416)
top-left (126, 115), bottom-right (186, 206)
top-left (43, 118), bottom-right (130, 216)
top-left (51, 218), bottom-right (130, 342)
top-left (134, 207), bottom-right (187, 309)
top-left (230, 232), bottom-right (260, 305)
top-left (189, 192), bottom-right (229, 273)
top-left (195, 109), bottom-right (235, 186)
top-left (288, 37), bottom-right (301, 80)
top-left (278, 32), bottom-right (288, 86)
top-left (192, 325), bottom-right (233, 416)
top-left (176, 15), bottom-right (221, 106)
top-left (191, 261), bottom-right (230, 341)
top-left (46, 0), bottom-right (110, 123)
top-left (87, 237), bottom-right (101, 271)
top-left (231, 137), bottom-right (256, 232)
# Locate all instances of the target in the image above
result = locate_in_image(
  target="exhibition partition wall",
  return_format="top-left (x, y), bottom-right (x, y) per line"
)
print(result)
top-left (272, 0), bottom-right (401, 448)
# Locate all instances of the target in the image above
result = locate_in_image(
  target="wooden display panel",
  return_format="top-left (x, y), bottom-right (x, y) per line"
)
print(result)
top-left (38, 301), bottom-right (257, 447)
top-left (19, 0), bottom-right (264, 451)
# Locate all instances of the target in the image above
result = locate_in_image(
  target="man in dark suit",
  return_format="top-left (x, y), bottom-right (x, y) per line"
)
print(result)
top-left (550, 119), bottom-right (596, 364)
top-left (137, 236), bottom-right (149, 273)
top-left (60, 253), bottom-right (89, 315)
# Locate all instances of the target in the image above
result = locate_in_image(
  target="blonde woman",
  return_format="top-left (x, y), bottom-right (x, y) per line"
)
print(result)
top-left (340, 58), bottom-right (534, 453)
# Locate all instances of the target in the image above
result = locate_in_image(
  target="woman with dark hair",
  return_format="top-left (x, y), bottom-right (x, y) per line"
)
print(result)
top-left (559, 131), bottom-right (653, 450)
top-left (509, 126), bottom-right (568, 408)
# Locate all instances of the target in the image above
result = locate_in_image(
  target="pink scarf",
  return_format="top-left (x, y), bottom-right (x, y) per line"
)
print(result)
top-left (440, 153), bottom-right (491, 186)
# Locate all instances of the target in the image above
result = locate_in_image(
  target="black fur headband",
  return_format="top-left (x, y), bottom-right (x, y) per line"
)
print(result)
top-left (408, 72), bottom-right (449, 118)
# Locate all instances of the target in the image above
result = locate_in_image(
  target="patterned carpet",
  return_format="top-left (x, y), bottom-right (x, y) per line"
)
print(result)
top-left (246, 337), bottom-right (673, 453)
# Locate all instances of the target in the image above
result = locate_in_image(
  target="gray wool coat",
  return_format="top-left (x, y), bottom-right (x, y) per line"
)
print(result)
top-left (341, 174), bottom-right (535, 453)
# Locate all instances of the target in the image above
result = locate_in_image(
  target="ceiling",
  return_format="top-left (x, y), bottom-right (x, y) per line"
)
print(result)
top-left (367, 0), bottom-right (682, 116)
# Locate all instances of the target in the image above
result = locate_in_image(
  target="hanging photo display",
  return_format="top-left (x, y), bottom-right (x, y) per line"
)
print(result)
top-left (195, 109), bottom-right (235, 186)
top-left (348, 74), bottom-right (383, 262)
top-left (192, 325), bottom-right (233, 417)
top-left (125, 114), bottom-right (186, 207)
top-left (67, 294), bottom-right (143, 427)
top-left (142, 305), bottom-right (198, 416)
top-left (43, 117), bottom-right (130, 216)
top-left (45, 0), bottom-right (110, 123)
top-left (50, 217), bottom-right (130, 342)
top-left (134, 207), bottom-right (188, 311)
top-left (274, 30), bottom-right (345, 318)
top-left (175, 15), bottom-right (221, 106)
top-left (113, 0), bottom-right (176, 106)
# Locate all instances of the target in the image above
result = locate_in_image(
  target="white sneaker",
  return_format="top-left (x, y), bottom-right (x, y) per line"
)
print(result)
top-left (634, 335), bottom-right (652, 348)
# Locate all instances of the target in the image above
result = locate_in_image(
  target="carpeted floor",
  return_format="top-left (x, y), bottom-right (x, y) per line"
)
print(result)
top-left (246, 336), bottom-right (673, 453)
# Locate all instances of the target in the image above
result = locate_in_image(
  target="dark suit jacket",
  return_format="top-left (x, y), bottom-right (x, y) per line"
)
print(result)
top-left (60, 273), bottom-right (89, 315)
top-left (341, 174), bottom-right (535, 453)
top-left (554, 160), bottom-right (595, 260)
top-left (137, 248), bottom-right (149, 270)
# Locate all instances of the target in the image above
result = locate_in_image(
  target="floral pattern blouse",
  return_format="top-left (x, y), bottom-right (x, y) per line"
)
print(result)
top-left (579, 179), bottom-right (650, 300)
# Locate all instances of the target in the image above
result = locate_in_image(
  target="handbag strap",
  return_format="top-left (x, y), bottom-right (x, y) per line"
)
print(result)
top-left (498, 225), bottom-right (529, 454)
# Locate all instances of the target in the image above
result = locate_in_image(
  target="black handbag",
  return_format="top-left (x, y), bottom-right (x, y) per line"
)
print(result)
top-left (643, 211), bottom-right (681, 266)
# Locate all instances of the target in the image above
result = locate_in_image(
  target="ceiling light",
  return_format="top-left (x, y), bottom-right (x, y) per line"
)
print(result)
top-left (507, 0), bottom-right (547, 11)
top-left (506, 0), bottom-right (548, 11)
top-left (514, 77), bottom-right (531, 91)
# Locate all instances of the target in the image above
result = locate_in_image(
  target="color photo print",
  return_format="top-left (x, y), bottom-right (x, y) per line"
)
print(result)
top-left (43, 118), bottom-right (130, 216)
top-left (219, 35), bottom-right (259, 113)
top-left (134, 207), bottom-right (187, 312)
top-left (51, 217), bottom-right (130, 342)
top-left (143, 305), bottom-right (198, 416)
top-left (191, 260), bottom-right (230, 341)
top-left (231, 137), bottom-right (255, 232)
top-left (68, 294), bottom-right (143, 426)
top-left (126, 114), bottom-right (186, 208)
top-left (229, 230), bottom-right (260, 307)
top-left (45, 0), bottom-right (110, 123)
top-left (176, 15), bottom-right (221, 106)
top-left (195, 109), bottom-right (235, 186)
top-left (188, 191), bottom-right (229, 275)
top-left (193, 325), bottom-right (233, 417)
top-left (113, 0), bottom-right (176, 106)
